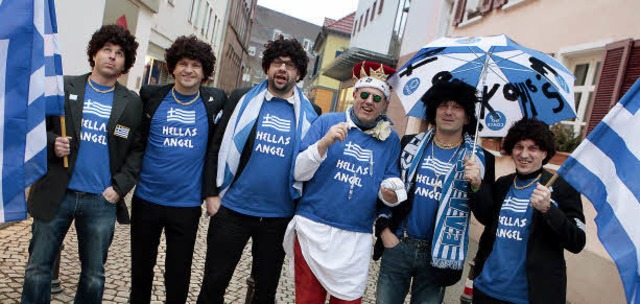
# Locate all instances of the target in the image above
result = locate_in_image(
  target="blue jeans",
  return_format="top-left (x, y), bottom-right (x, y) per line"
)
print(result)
top-left (376, 237), bottom-right (445, 304)
top-left (22, 190), bottom-right (116, 304)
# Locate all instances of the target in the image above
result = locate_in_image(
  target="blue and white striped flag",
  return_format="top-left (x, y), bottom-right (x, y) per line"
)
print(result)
top-left (0, 0), bottom-right (64, 223)
top-left (557, 78), bottom-right (640, 303)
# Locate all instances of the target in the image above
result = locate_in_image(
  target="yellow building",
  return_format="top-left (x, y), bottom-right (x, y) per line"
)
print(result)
top-left (308, 13), bottom-right (354, 114)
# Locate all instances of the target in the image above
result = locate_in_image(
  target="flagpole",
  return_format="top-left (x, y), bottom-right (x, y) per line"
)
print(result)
top-left (60, 116), bottom-right (68, 168)
top-left (545, 172), bottom-right (559, 188)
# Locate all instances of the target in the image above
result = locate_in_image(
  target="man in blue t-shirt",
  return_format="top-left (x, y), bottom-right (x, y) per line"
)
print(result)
top-left (197, 37), bottom-right (317, 304)
top-left (472, 118), bottom-right (585, 304)
top-left (129, 36), bottom-right (227, 304)
top-left (374, 80), bottom-right (494, 304)
top-left (22, 25), bottom-right (143, 304)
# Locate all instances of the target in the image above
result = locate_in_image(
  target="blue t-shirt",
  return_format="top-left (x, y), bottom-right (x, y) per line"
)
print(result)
top-left (68, 80), bottom-right (113, 194)
top-left (223, 97), bottom-right (296, 217)
top-left (295, 113), bottom-right (401, 233)
top-left (135, 91), bottom-right (208, 207)
top-left (474, 181), bottom-right (537, 304)
top-left (398, 141), bottom-right (459, 241)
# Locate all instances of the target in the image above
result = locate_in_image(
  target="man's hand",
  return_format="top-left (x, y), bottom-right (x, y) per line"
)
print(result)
top-left (317, 122), bottom-right (348, 157)
top-left (205, 196), bottom-right (222, 217)
top-left (463, 156), bottom-right (482, 190)
top-left (380, 187), bottom-right (398, 204)
top-left (380, 227), bottom-right (400, 249)
top-left (530, 183), bottom-right (552, 213)
top-left (54, 136), bottom-right (72, 158)
top-left (102, 186), bottom-right (120, 204)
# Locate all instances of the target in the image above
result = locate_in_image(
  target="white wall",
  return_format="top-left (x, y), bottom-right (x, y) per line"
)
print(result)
top-left (399, 0), bottom-right (451, 57)
top-left (350, 0), bottom-right (400, 54)
top-left (56, 0), bottom-right (106, 75)
top-left (126, 4), bottom-right (154, 89)
top-left (149, 0), bottom-right (229, 85)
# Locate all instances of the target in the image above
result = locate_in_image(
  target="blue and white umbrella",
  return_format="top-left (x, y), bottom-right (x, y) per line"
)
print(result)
top-left (389, 34), bottom-right (576, 137)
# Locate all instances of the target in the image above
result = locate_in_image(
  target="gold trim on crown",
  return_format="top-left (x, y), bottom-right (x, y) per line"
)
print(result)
top-left (354, 61), bottom-right (390, 81)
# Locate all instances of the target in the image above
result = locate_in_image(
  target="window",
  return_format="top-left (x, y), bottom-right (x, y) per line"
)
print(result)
top-left (371, 2), bottom-right (377, 21)
top-left (365, 9), bottom-right (369, 27)
top-left (562, 55), bottom-right (602, 136)
top-left (379, 0), bottom-right (384, 14)
top-left (303, 39), bottom-right (312, 52)
top-left (205, 7), bottom-right (213, 36)
top-left (248, 46), bottom-right (256, 56)
top-left (358, 15), bottom-right (362, 32)
top-left (188, 0), bottom-right (197, 23)
top-left (353, 20), bottom-right (358, 35)
top-left (200, 2), bottom-right (210, 34)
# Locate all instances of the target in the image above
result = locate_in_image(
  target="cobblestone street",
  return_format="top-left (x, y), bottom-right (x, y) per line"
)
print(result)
top-left (0, 204), bottom-right (472, 303)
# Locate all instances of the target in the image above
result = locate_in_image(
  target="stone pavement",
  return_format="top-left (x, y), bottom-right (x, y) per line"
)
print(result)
top-left (0, 205), bottom-right (475, 303)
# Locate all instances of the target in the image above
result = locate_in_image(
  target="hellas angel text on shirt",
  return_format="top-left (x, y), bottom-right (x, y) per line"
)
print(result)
top-left (413, 173), bottom-right (444, 200)
top-left (495, 196), bottom-right (530, 241)
top-left (254, 130), bottom-right (291, 157)
top-left (80, 118), bottom-right (108, 145)
top-left (162, 126), bottom-right (198, 148)
top-left (332, 159), bottom-right (370, 187)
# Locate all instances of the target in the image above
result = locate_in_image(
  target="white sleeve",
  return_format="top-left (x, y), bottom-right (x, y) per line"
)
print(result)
top-left (378, 177), bottom-right (407, 207)
top-left (294, 142), bottom-right (327, 181)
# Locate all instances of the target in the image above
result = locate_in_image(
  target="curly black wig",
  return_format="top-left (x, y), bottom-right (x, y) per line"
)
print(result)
top-left (502, 118), bottom-right (556, 165)
top-left (421, 79), bottom-right (479, 135)
top-left (262, 37), bottom-right (309, 80)
top-left (165, 35), bottom-right (216, 83)
top-left (87, 24), bottom-right (139, 74)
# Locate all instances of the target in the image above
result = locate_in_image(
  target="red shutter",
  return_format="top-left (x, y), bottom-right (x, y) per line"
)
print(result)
top-left (585, 39), bottom-right (633, 136)
top-left (480, 0), bottom-right (493, 14)
top-left (453, 0), bottom-right (468, 26)
top-left (493, 0), bottom-right (508, 9)
top-left (621, 40), bottom-right (640, 96)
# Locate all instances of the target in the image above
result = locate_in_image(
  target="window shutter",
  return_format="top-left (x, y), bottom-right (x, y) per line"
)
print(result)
top-left (480, 0), bottom-right (493, 14)
top-left (492, 0), bottom-right (508, 9)
top-left (453, 0), bottom-right (468, 26)
top-left (585, 39), bottom-right (633, 136)
top-left (621, 40), bottom-right (640, 97)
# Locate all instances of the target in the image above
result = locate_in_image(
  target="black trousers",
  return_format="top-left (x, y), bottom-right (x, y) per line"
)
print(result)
top-left (130, 195), bottom-right (202, 304)
top-left (197, 206), bottom-right (291, 304)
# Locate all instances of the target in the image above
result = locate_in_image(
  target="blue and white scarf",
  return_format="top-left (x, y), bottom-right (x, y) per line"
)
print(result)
top-left (217, 80), bottom-right (318, 199)
top-left (400, 129), bottom-right (485, 270)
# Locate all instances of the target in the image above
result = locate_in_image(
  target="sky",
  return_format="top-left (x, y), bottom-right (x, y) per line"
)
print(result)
top-left (257, 0), bottom-right (359, 26)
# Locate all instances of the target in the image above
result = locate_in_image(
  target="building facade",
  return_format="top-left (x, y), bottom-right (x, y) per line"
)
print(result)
top-left (308, 14), bottom-right (354, 113)
top-left (56, 0), bottom-right (230, 91)
top-left (216, 0), bottom-right (257, 93)
top-left (242, 5), bottom-right (320, 94)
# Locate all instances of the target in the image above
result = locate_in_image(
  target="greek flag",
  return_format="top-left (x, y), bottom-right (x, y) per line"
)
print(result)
top-left (557, 78), bottom-right (640, 303)
top-left (0, 0), bottom-right (64, 223)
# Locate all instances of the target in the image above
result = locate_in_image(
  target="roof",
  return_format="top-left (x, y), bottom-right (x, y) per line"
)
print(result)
top-left (322, 47), bottom-right (397, 81)
top-left (323, 12), bottom-right (355, 34)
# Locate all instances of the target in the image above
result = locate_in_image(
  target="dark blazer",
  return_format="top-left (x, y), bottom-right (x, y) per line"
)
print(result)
top-left (28, 73), bottom-right (145, 224)
top-left (138, 84), bottom-right (227, 199)
top-left (472, 170), bottom-right (586, 304)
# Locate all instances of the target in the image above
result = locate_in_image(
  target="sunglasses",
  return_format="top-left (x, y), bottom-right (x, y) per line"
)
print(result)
top-left (359, 91), bottom-right (384, 103)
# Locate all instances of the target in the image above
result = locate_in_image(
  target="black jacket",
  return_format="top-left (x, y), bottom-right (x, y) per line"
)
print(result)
top-left (139, 84), bottom-right (227, 199)
top-left (472, 170), bottom-right (586, 304)
top-left (28, 74), bottom-right (144, 224)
